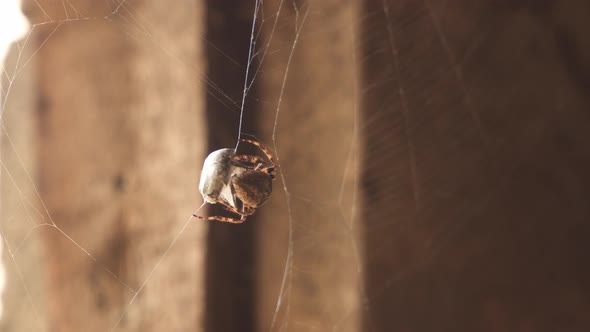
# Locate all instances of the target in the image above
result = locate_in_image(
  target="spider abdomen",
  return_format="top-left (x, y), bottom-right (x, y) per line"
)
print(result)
top-left (232, 170), bottom-right (272, 208)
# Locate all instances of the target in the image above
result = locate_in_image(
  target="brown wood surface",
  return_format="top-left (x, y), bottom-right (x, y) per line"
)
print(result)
top-left (257, 1), bottom-right (362, 331)
top-left (33, 1), bottom-right (207, 331)
top-left (204, 1), bottom-right (259, 331)
top-left (1, 38), bottom-right (46, 332)
top-left (362, 1), bottom-right (590, 331)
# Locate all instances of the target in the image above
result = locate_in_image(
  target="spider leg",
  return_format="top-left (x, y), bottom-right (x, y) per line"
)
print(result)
top-left (221, 203), bottom-right (256, 216)
top-left (193, 192), bottom-right (242, 217)
top-left (232, 154), bottom-right (265, 166)
top-left (193, 196), bottom-right (248, 223)
top-left (206, 196), bottom-right (239, 212)
top-left (240, 138), bottom-right (275, 164)
top-left (233, 154), bottom-right (276, 179)
top-left (193, 214), bottom-right (246, 224)
top-left (256, 165), bottom-right (276, 179)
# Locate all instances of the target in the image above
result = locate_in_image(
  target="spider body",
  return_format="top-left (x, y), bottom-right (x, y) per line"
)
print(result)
top-left (232, 169), bottom-right (273, 208)
top-left (194, 139), bottom-right (275, 224)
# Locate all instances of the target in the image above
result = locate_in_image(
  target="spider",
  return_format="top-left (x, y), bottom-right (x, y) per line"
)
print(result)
top-left (193, 138), bottom-right (276, 224)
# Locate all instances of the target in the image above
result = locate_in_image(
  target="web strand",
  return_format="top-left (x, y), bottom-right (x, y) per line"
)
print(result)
top-left (235, 0), bottom-right (263, 152)
top-left (269, 6), bottom-right (309, 331)
top-left (110, 206), bottom-right (204, 331)
top-left (0, 2), bottom-right (212, 329)
top-left (2, 0), bottom-right (368, 330)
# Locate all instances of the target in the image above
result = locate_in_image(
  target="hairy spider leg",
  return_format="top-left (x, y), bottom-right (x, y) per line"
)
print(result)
top-left (193, 196), bottom-right (247, 224)
top-left (232, 154), bottom-right (276, 179)
top-left (193, 214), bottom-right (246, 224)
top-left (232, 154), bottom-right (266, 166)
top-left (221, 203), bottom-right (255, 216)
top-left (240, 138), bottom-right (275, 164)
top-left (255, 165), bottom-right (276, 179)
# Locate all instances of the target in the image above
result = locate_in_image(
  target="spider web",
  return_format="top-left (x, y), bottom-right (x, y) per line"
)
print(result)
top-left (1, 0), bottom-right (552, 331)
top-left (4, 0), bottom-right (385, 330)
top-left (0, 0), bottom-right (363, 330)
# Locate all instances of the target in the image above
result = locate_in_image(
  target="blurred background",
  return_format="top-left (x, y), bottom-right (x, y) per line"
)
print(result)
top-left (1, 0), bottom-right (590, 331)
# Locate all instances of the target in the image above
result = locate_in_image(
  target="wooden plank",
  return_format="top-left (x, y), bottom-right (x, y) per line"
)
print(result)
top-left (257, 1), bottom-right (362, 331)
top-left (34, 1), bottom-right (207, 330)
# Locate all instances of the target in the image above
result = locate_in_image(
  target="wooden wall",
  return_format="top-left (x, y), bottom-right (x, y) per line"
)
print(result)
top-left (0, 1), bottom-right (589, 331)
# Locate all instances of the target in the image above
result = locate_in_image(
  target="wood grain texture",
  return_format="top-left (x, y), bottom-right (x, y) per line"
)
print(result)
top-left (34, 1), bottom-right (207, 331)
top-left (361, 1), bottom-right (590, 331)
top-left (257, 1), bottom-right (362, 331)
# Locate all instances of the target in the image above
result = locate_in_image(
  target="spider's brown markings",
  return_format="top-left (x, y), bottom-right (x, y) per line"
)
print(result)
top-left (232, 154), bottom-right (276, 179)
top-left (232, 154), bottom-right (266, 166)
top-left (231, 169), bottom-right (272, 207)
